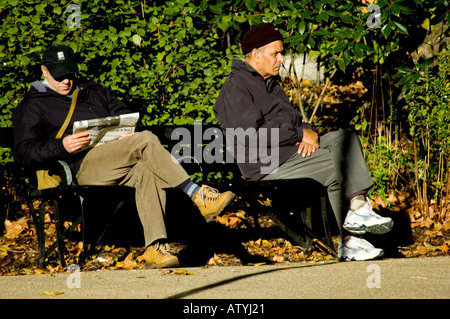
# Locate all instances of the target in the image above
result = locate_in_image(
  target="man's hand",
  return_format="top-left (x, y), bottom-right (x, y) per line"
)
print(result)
top-left (63, 132), bottom-right (90, 153)
top-left (119, 132), bottom-right (137, 139)
top-left (296, 128), bottom-right (319, 157)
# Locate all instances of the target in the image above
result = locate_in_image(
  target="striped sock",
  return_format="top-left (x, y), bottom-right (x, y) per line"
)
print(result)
top-left (178, 180), bottom-right (200, 198)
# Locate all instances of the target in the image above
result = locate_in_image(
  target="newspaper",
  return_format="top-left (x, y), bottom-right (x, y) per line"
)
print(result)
top-left (72, 112), bottom-right (139, 151)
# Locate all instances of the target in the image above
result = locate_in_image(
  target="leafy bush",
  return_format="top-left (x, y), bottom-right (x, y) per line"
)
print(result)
top-left (405, 48), bottom-right (450, 221)
top-left (0, 0), bottom-right (242, 127)
top-left (3, 0), bottom-right (442, 128)
top-left (0, 0), bottom-right (448, 206)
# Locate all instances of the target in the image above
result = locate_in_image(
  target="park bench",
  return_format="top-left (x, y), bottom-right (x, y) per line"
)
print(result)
top-left (1, 126), bottom-right (137, 268)
top-left (0, 124), bottom-right (337, 269)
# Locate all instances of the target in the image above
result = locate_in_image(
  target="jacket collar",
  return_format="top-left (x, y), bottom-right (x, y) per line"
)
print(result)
top-left (231, 59), bottom-right (281, 93)
top-left (29, 78), bottom-right (93, 98)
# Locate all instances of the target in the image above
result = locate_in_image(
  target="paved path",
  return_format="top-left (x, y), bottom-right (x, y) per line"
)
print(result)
top-left (1, 256), bottom-right (448, 301)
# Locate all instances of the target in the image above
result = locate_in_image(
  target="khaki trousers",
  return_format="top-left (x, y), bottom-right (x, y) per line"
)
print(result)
top-left (76, 131), bottom-right (190, 246)
top-left (262, 130), bottom-right (374, 230)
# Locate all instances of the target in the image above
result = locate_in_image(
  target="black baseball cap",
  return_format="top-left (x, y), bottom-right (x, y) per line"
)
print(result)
top-left (42, 45), bottom-right (78, 78)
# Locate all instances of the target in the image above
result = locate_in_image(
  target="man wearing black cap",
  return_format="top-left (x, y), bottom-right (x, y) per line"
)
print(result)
top-left (13, 44), bottom-right (235, 268)
top-left (214, 23), bottom-right (394, 261)
top-left (41, 45), bottom-right (79, 95)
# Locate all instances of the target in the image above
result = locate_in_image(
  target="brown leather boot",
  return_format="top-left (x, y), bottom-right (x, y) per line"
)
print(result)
top-left (193, 185), bottom-right (235, 222)
top-left (140, 242), bottom-right (179, 268)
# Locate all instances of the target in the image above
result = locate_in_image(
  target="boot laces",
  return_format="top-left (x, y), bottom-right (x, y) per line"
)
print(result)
top-left (198, 186), bottom-right (220, 207)
top-left (153, 242), bottom-right (173, 255)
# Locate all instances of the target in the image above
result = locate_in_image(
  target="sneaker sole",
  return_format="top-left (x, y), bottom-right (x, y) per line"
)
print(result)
top-left (204, 192), bottom-right (236, 223)
top-left (343, 219), bottom-right (394, 235)
top-left (339, 249), bottom-right (384, 262)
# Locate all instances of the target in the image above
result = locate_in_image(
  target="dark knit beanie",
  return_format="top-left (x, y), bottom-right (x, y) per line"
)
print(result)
top-left (241, 23), bottom-right (284, 55)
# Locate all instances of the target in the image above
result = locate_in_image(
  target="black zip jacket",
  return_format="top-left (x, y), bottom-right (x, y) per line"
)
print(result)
top-left (213, 59), bottom-right (314, 181)
top-left (13, 79), bottom-right (133, 176)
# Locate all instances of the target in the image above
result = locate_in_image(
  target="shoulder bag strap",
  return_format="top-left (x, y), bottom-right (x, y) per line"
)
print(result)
top-left (56, 88), bottom-right (78, 139)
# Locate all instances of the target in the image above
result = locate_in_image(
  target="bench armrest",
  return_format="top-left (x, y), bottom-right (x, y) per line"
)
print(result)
top-left (57, 160), bottom-right (73, 185)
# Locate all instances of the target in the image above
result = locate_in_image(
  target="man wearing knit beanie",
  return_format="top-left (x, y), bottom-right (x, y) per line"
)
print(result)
top-left (214, 23), bottom-right (394, 262)
top-left (241, 23), bottom-right (284, 55)
top-left (239, 23), bottom-right (286, 80)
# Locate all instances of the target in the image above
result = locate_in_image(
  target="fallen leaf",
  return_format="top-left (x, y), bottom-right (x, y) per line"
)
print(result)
top-left (261, 239), bottom-right (272, 248)
top-left (236, 210), bottom-right (247, 219)
top-left (387, 193), bottom-right (398, 204)
top-left (44, 213), bottom-right (52, 223)
top-left (116, 253), bottom-right (136, 270)
top-left (423, 218), bottom-right (434, 229)
top-left (207, 253), bottom-right (220, 265)
top-left (423, 241), bottom-right (442, 250)
top-left (4, 219), bottom-right (28, 239)
top-left (161, 269), bottom-right (195, 276)
top-left (0, 244), bottom-right (9, 259)
top-left (112, 247), bottom-right (127, 254)
top-left (404, 276), bottom-right (428, 280)
top-left (272, 255), bottom-right (284, 263)
top-left (248, 262), bottom-right (266, 266)
top-left (207, 257), bottom-right (217, 265)
top-left (227, 216), bottom-right (242, 228)
top-left (32, 200), bottom-right (41, 211)
top-left (417, 245), bottom-right (433, 255)
top-left (434, 222), bottom-right (443, 231)
top-left (214, 215), bottom-right (229, 226)
top-left (215, 213), bottom-right (245, 228)
top-left (257, 198), bottom-right (272, 207)
top-left (41, 290), bottom-right (64, 295)
top-left (45, 224), bottom-right (56, 236)
top-left (34, 268), bottom-right (46, 275)
top-left (443, 220), bottom-right (450, 231)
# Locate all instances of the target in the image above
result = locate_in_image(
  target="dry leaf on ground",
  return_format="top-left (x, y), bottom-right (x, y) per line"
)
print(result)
top-left (115, 253), bottom-right (137, 270)
top-left (41, 290), bottom-right (64, 295)
top-left (160, 269), bottom-right (195, 276)
top-left (4, 217), bottom-right (29, 239)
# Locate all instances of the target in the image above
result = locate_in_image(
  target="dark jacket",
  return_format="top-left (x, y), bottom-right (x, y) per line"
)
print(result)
top-left (213, 59), bottom-right (314, 181)
top-left (13, 79), bottom-right (133, 176)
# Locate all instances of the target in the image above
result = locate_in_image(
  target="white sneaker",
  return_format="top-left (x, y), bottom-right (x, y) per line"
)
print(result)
top-left (343, 201), bottom-right (393, 235)
top-left (338, 236), bottom-right (384, 261)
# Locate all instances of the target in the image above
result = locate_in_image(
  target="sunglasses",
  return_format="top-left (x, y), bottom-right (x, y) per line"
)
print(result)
top-left (54, 73), bottom-right (76, 82)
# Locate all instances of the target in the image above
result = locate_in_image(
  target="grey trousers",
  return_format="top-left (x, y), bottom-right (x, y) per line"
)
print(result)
top-left (76, 131), bottom-right (190, 246)
top-left (262, 130), bottom-right (374, 229)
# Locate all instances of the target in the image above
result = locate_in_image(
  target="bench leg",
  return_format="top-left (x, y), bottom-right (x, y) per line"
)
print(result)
top-left (283, 206), bottom-right (337, 257)
top-left (52, 198), bottom-right (67, 268)
top-left (79, 198), bottom-right (126, 265)
top-left (302, 207), bottom-right (313, 254)
top-left (79, 196), bottom-right (88, 265)
top-left (264, 211), bottom-right (309, 249)
top-left (321, 195), bottom-right (333, 248)
top-left (28, 199), bottom-right (46, 269)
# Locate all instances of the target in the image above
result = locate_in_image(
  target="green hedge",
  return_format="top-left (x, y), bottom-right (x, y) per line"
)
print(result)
top-left (2, 0), bottom-right (447, 128)
top-left (0, 0), bottom-right (244, 126)
top-left (0, 0), bottom-right (449, 207)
